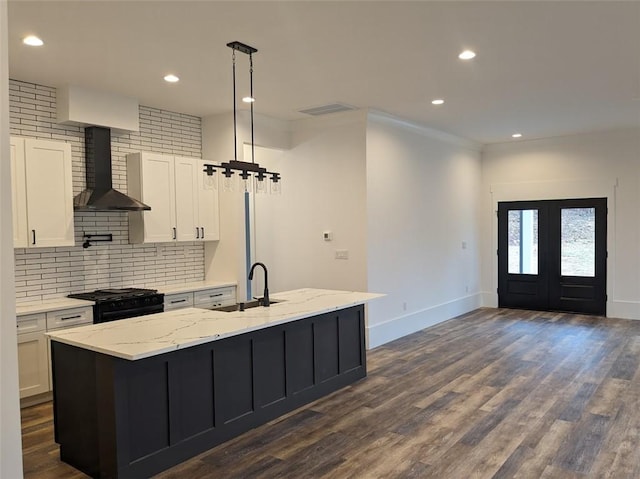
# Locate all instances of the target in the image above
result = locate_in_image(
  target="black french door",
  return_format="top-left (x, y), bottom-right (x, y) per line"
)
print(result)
top-left (498, 198), bottom-right (607, 315)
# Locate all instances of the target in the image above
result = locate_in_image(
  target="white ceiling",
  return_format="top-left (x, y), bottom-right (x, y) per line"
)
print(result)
top-left (7, 1), bottom-right (640, 144)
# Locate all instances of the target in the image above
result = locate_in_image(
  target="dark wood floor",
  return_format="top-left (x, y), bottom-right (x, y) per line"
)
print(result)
top-left (21, 308), bottom-right (640, 478)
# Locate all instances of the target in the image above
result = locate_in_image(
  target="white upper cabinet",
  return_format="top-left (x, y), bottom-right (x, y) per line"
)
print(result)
top-left (128, 152), bottom-right (176, 243)
top-left (174, 156), bottom-right (199, 241)
top-left (197, 160), bottom-right (220, 242)
top-left (127, 152), bottom-right (219, 244)
top-left (11, 137), bottom-right (74, 248)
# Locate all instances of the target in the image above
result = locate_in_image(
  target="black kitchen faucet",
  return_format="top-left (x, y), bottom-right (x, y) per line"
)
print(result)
top-left (248, 262), bottom-right (270, 307)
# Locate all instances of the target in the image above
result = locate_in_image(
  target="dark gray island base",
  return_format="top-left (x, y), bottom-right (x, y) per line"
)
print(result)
top-left (51, 305), bottom-right (366, 478)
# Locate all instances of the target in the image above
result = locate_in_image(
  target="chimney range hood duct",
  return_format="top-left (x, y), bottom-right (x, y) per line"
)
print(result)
top-left (73, 126), bottom-right (150, 211)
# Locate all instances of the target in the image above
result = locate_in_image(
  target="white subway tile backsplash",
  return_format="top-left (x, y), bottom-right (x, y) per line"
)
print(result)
top-left (11, 79), bottom-right (206, 303)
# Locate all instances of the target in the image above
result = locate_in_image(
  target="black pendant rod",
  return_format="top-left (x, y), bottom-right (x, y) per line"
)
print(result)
top-left (232, 49), bottom-right (237, 162)
top-left (250, 52), bottom-right (255, 164)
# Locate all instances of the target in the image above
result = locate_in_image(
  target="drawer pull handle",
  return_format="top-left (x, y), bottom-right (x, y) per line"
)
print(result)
top-left (209, 293), bottom-right (223, 298)
top-left (61, 315), bottom-right (82, 321)
top-left (170, 299), bottom-right (187, 304)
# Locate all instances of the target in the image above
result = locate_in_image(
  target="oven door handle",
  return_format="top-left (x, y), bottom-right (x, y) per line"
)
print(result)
top-left (98, 306), bottom-right (163, 323)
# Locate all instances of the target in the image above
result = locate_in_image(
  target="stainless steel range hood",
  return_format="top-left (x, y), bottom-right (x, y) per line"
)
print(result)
top-left (73, 126), bottom-right (150, 211)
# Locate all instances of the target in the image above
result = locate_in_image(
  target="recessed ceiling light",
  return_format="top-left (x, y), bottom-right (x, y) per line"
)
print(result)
top-left (458, 50), bottom-right (476, 60)
top-left (242, 96), bottom-right (255, 103)
top-left (164, 74), bottom-right (179, 83)
top-left (512, 133), bottom-right (522, 138)
top-left (431, 99), bottom-right (444, 105)
top-left (23, 35), bottom-right (44, 47)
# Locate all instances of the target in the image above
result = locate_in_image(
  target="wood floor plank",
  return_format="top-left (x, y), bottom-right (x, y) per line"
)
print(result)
top-left (552, 413), bottom-right (612, 474)
top-left (21, 307), bottom-right (640, 478)
top-left (514, 419), bottom-right (575, 478)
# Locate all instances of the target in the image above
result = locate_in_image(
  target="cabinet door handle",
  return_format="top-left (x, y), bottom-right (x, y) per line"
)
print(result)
top-left (170, 299), bottom-right (187, 304)
top-left (32, 229), bottom-right (36, 245)
top-left (201, 227), bottom-right (205, 239)
top-left (172, 227), bottom-right (177, 240)
top-left (196, 227), bottom-right (200, 239)
top-left (61, 314), bottom-right (82, 321)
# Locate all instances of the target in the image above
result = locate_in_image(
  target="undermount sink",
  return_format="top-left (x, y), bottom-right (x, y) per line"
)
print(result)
top-left (211, 299), bottom-right (283, 312)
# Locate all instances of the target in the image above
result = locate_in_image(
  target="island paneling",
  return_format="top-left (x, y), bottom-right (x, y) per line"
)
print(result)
top-left (51, 305), bottom-right (365, 478)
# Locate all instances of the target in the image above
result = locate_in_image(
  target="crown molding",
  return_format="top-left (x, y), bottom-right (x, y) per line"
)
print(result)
top-left (367, 109), bottom-right (482, 152)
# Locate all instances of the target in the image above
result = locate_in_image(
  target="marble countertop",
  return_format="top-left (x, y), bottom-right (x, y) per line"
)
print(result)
top-left (47, 288), bottom-right (383, 361)
top-left (155, 280), bottom-right (236, 295)
top-left (17, 297), bottom-right (95, 316)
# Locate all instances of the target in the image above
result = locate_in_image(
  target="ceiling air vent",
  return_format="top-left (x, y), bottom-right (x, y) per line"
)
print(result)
top-left (298, 103), bottom-right (357, 116)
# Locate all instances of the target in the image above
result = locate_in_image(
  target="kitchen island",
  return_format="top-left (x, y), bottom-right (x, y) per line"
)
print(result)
top-left (48, 289), bottom-right (381, 478)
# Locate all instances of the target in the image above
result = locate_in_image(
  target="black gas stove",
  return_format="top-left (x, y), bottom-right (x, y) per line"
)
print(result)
top-left (68, 288), bottom-right (164, 323)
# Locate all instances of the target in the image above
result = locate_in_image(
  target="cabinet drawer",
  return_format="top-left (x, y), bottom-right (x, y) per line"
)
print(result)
top-left (46, 307), bottom-right (93, 330)
top-left (194, 287), bottom-right (236, 308)
top-left (164, 293), bottom-right (194, 311)
top-left (17, 313), bottom-right (46, 334)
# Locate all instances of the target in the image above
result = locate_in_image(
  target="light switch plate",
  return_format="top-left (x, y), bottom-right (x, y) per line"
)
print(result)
top-left (335, 249), bottom-right (349, 260)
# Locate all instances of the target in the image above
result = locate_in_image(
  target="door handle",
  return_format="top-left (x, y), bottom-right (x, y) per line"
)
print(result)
top-left (196, 227), bottom-right (200, 239)
top-left (201, 227), bottom-right (204, 239)
top-left (32, 229), bottom-right (36, 245)
top-left (172, 227), bottom-right (177, 240)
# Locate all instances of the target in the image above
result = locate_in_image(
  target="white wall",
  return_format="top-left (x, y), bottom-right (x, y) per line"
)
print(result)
top-left (0, 2), bottom-right (24, 476)
top-left (365, 112), bottom-right (483, 347)
top-left (481, 129), bottom-right (640, 318)
top-left (214, 108), bottom-right (483, 348)
top-left (252, 110), bottom-right (369, 295)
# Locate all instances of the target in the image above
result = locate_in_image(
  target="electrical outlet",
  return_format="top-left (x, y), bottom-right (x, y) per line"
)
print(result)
top-left (335, 249), bottom-right (349, 260)
top-left (323, 231), bottom-right (333, 241)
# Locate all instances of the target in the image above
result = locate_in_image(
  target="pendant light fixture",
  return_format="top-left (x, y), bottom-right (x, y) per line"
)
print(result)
top-left (203, 41), bottom-right (281, 194)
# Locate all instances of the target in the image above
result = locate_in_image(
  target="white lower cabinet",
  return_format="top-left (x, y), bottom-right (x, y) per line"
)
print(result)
top-left (17, 306), bottom-right (93, 403)
top-left (163, 286), bottom-right (236, 312)
top-left (164, 292), bottom-right (195, 311)
top-left (194, 287), bottom-right (236, 309)
top-left (45, 306), bottom-right (93, 390)
top-left (17, 314), bottom-right (49, 399)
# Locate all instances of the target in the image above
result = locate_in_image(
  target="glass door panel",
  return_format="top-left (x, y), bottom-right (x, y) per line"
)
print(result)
top-left (561, 208), bottom-right (595, 277)
top-left (508, 209), bottom-right (538, 274)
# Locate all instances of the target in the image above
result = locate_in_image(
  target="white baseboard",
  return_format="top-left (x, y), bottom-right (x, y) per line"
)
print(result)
top-left (480, 291), bottom-right (498, 308)
top-left (367, 293), bottom-right (481, 349)
top-left (609, 301), bottom-right (640, 320)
